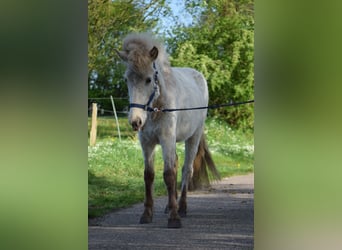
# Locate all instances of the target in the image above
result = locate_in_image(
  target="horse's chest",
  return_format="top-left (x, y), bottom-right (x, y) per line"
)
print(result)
top-left (141, 114), bottom-right (199, 143)
top-left (141, 116), bottom-right (176, 140)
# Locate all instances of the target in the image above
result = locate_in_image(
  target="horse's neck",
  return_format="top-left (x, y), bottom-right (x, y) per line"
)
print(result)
top-left (155, 81), bottom-right (167, 108)
top-left (155, 61), bottom-right (174, 105)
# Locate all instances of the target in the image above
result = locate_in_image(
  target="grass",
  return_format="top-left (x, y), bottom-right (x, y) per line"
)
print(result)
top-left (88, 116), bottom-right (254, 218)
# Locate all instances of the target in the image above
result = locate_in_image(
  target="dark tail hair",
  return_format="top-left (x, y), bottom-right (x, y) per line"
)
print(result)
top-left (189, 133), bottom-right (221, 190)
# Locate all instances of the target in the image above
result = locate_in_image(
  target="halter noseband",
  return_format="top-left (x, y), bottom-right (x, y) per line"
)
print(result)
top-left (129, 62), bottom-right (159, 112)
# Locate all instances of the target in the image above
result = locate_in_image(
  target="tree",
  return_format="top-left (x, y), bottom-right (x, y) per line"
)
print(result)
top-left (88, 0), bottom-right (170, 110)
top-left (167, 0), bottom-right (254, 130)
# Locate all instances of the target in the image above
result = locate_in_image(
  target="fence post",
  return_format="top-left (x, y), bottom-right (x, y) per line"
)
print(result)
top-left (90, 103), bottom-right (97, 146)
top-left (110, 95), bottom-right (122, 142)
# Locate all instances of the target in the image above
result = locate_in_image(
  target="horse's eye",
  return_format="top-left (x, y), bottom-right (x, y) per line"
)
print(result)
top-left (124, 77), bottom-right (128, 83)
top-left (145, 77), bottom-right (152, 84)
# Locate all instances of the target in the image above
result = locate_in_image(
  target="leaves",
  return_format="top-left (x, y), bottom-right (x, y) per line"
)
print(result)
top-left (88, 0), bottom-right (170, 100)
top-left (88, 0), bottom-right (254, 130)
top-left (168, 0), bottom-right (254, 130)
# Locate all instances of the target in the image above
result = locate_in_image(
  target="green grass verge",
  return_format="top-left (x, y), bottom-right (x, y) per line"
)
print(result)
top-left (88, 116), bottom-right (254, 218)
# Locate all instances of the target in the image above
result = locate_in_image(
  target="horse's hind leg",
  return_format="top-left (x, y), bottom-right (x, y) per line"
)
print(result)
top-left (140, 143), bottom-right (156, 224)
top-left (179, 130), bottom-right (203, 217)
top-left (174, 153), bottom-right (179, 200)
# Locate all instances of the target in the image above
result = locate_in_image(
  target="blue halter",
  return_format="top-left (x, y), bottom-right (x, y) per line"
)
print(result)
top-left (129, 62), bottom-right (159, 112)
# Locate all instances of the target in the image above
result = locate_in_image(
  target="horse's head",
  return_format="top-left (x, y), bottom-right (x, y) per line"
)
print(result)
top-left (116, 46), bottom-right (160, 131)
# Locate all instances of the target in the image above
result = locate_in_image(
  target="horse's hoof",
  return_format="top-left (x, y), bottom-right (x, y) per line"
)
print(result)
top-left (167, 218), bottom-right (182, 228)
top-left (178, 203), bottom-right (187, 217)
top-left (140, 216), bottom-right (152, 224)
top-left (178, 209), bottom-right (187, 218)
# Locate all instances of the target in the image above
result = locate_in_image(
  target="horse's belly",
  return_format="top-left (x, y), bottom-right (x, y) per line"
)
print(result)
top-left (176, 128), bottom-right (191, 142)
top-left (175, 112), bottom-right (205, 142)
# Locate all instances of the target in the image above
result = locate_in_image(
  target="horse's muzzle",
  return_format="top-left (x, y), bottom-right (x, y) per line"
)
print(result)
top-left (131, 118), bottom-right (142, 131)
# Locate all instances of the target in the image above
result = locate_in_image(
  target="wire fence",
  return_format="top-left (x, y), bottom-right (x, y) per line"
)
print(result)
top-left (88, 96), bottom-right (129, 143)
top-left (88, 96), bottom-right (129, 116)
top-left (88, 97), bottom-right (128, 100)
top-left (87, 108), bottom-right (128, 115)
top-left (88, 96), bottom-right (255, 145)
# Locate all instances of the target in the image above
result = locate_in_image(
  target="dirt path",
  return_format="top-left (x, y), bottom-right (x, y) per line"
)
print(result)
top-left (88, 173), bottom-right (254, 249)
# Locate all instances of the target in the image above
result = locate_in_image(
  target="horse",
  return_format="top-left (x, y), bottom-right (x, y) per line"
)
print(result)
top-left (116, 33), bottom-right (220, 228)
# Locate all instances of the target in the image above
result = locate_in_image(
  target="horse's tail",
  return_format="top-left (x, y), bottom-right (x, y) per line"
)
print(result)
top-left (189, 133), bottom-right (221, 190)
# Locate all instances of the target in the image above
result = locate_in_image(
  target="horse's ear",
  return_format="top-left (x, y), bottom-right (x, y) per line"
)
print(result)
top-left (115, 49), bottom-right (128, 61)
top-left (149, 46), bottom-right (158, 60)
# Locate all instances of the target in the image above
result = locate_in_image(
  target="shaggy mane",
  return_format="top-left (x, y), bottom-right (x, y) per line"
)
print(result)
top-left (122, 33), bottom-right (170, 74)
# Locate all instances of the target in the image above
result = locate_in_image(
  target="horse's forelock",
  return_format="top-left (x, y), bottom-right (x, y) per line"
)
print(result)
top-left (127, 49), bottom-right (151, 74)
top-left (122, 33), bottom-right (170, 75)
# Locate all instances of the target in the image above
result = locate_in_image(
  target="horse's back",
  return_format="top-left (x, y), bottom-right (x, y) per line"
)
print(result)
top-left (171, 67), bottom-right (208, 107)
top-left (169, 67), bottom-right (208, 142)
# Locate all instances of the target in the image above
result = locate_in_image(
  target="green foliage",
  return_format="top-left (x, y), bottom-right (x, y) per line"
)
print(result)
top-left (168, 0), bottom-right (254, 130)
top-left (88, 117), bottom-right (253, 217)
top-left (88, 0), bottom-right (170, 107)
top-left (88, 0), bottom-right (254, 130)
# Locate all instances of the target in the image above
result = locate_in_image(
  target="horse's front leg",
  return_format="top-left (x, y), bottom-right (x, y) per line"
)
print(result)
top-left (162, 143), bottom-right (181, 228)
top-left (140, 144), bottom-right (156, 224)
top-left (164, 153), bottom-right (178, 214)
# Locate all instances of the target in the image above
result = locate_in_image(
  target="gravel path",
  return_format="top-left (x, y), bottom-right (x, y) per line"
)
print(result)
top-left (89, 173), bottom-right (254, 249)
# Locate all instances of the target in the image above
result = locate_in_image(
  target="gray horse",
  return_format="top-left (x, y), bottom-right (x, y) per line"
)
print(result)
top-left (116, 33), bottom-right (220, 228)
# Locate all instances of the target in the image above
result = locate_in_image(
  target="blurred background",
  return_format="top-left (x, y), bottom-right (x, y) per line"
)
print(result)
top-left (1, 0), bottom-right (342, 249)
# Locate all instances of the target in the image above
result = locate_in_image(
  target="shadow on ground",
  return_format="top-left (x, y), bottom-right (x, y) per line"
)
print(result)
top-left (89, 174), bottom-right (254, 250)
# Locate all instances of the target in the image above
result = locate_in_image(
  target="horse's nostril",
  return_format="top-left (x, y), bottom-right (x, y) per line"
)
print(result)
top-left (132, 118), bottom-right (142, 131)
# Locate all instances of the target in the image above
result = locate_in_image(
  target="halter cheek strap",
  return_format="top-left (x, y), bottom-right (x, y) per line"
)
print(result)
top-left (129, 84), bottom-right (157, 112)
top-left (129, 62), bottom-right (159, 112)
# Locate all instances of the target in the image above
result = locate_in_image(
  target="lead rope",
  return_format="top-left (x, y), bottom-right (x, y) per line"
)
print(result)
top-left (129, 62), bottom-right (254, 112)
